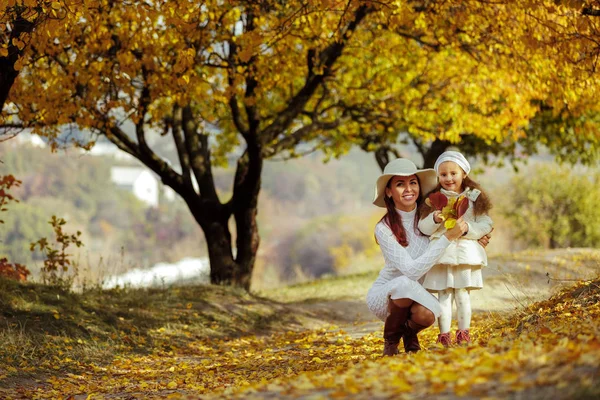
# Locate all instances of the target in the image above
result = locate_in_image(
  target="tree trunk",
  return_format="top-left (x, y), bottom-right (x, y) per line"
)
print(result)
top-left (230, 147), bottom-right (262, 290)
top-left (188, 149), bottom-right (262, 290)
top-left (199, 210), bottom-right (254, 289)
top-left (200, 202), bottom-right (259, 290)
top-left (0, 16), bottom-right (35, 112)
top-left (233, 204), bottom-right (259, 290)
top-left (421, 139), bottom-right (451, 168)
top-left (197, 196), bottom-right (260, 291)
top-left (374, 147), bottom-right (391, 171)
top-left (0, 57), bottom-right (19, 112)
top-left (374, 145), bottom-right (402, 171)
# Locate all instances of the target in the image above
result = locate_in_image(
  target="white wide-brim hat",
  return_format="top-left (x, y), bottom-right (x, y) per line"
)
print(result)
top-left (373, 158), bottom-right (438, 208)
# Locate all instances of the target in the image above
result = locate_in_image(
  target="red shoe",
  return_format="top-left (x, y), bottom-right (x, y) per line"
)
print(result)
top-left (456, 329), bottom-right (471, 345)
top-left (436, 332), bottom-right (451, 347)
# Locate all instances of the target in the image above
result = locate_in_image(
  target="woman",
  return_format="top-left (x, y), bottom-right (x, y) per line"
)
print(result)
top-left (366, 158), bottom-right (489, 356)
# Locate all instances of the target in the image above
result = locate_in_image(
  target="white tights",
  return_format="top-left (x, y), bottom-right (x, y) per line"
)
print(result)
top-left (437, 288), bottom-right (471, 333)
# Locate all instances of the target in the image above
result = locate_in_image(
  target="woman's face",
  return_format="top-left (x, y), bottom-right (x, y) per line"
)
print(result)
top-left (385, 175), bottom-right (420, 212)
top-left (437, 161), bottom-right (466, 192)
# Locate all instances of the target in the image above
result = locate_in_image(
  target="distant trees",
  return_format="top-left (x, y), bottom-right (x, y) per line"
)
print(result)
top-left (0, 146), bottom-right (204, 267)
top-left (503, 165), bottom-right (600, 249)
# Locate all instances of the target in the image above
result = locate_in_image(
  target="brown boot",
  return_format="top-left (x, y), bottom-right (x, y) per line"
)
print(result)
top-left (382, 303), bottom-right (410, 356)
top-left (403, 320), bottom-right (428, 353)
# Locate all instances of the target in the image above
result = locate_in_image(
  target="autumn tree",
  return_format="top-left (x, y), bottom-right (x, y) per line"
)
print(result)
top-left (0, 1), bottom-right (80, 123)
top-left (8, 1), bottom-right (389, 288)
top-left (344, 1), bottom-right (600, 170)
top-left (6, 0), bottom-right (600, 288)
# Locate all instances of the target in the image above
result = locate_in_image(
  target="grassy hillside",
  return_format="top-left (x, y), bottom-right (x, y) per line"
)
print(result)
top-left (1, 248), bottom-right (599, 399)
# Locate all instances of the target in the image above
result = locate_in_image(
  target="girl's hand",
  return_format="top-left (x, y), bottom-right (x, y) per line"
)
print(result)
top-left (433, 211), bottom-right (443, 224)
top-left (444, 217), bottom-right (468, 240)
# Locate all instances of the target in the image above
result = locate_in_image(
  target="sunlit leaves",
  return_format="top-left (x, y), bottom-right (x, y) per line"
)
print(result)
top-left (4, 0), bottom-right (600, 165)
top-left (6, 269), bottom-right (600, 399)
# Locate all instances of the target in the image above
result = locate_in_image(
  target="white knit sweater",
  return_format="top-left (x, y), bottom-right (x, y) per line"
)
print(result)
top-left (366, 207), bottom-right (451, 320)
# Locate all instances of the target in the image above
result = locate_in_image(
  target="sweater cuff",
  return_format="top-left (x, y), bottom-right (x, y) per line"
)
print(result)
top-left (436, 234), bottom-right (452, 246)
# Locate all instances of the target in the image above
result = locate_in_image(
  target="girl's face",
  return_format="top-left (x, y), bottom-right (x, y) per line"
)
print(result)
top-left (438, 161), bottom-right (466, 192)
top-left (385, 175), bottom-right (420, 212)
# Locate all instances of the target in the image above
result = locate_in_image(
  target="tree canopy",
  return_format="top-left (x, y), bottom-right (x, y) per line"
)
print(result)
top-left (3, 0), bottom-right (600, 286)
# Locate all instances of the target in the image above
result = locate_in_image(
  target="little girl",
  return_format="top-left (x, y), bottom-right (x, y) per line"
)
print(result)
top-left (418, 151), bottom-right (493, 346)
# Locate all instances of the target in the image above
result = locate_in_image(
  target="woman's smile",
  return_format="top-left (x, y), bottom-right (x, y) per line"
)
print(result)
top-left (385, 175), bottom-right (420, 212)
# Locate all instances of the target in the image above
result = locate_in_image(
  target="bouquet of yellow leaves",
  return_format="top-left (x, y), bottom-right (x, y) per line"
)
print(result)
top-left (425, 192), bottom-right (469, 229)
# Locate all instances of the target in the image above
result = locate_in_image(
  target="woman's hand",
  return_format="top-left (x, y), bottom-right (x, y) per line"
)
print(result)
top-left (433, 211), bottom-right (443, 224)
top-left (477, 228), bottom-right (494, 248)
top-left (444, 217), bottom-right (468, 240)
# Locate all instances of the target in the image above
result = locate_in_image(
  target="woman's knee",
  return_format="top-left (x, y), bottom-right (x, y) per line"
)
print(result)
top-left (389, 298), bottom-right (413, 309)
top-left (410, 304), bottom-right (436, 326)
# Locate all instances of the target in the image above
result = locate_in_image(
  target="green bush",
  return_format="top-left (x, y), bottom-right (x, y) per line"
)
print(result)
top-left (502, 164), bottom-right (600, 248)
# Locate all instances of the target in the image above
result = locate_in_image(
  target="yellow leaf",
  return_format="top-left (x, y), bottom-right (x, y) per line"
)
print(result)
top-left (0, 48), bottom-right (7, 57)
top-left (167, 381), bottom-right (178, 389)
top-left (444, 218), bottom-right (457, 229)
top-left (51, 1), bottom-right (61, 10)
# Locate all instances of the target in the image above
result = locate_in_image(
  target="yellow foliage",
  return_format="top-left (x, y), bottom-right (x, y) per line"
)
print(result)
top-left (4, 266), bottom-right (600, 399)
top-left (4, 0), bottom-right (596, 158)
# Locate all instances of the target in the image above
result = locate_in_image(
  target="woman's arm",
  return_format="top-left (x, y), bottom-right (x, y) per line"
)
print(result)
top-left (375, 223), bottom-right (451, 281)
top-left (463, 214), bottom-right (493, 240)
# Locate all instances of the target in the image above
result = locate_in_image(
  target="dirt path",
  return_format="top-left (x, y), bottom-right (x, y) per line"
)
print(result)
top-left (289, 248), bottom-right (600, 340)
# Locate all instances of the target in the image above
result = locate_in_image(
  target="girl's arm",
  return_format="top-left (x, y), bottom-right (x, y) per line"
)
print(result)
top-left (418, 212), bottom-right (441, 236)
top-left (463, 214), bottom-right (493, 240)
top-left (375, 222), bottom-right (451, 281)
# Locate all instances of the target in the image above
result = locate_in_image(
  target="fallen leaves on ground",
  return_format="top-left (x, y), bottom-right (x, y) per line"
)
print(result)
top-left (2, 277), bottom-right (600, 399)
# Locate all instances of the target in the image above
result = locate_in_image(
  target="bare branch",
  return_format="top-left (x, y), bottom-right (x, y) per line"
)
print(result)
top-left (242, 10), bottom-right (260, 136)
top-left (583, 8), bottom-right (600, 17)
top-left (266, 119), bottom-right (341, 157)
top-left (99, 114), bottom-right (185, 193)
top-left (170, 105), bottom-right (193, 187)
top-left (226, 40), bottom-right (250, 137)
top-left (262, 5), bottom-right (373, 143)
top-left (181, 105), bottom-right (218, 200)
top-left (135, 66), bottom-right (151, 153)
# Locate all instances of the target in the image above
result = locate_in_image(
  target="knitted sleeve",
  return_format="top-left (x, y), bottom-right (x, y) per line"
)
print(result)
top-left (375, 222), bottom-right (451, 281)
top-left (463, 214), bottom-right (494, 240)
top-left (418, 212), bottom-right (442, 236)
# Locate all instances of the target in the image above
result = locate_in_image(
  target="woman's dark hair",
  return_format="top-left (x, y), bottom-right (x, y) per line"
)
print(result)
top-left (418, 175), bottom-right (492, 219)
top-left (377, 175), bottom-right (425, 247)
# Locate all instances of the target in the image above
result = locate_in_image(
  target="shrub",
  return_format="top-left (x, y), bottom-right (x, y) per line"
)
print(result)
top-left (0, 173), bottom-right (31, 281)
top-left (30, 216), bottom-right (83, 285)
top-left (502, 164), bottom-right (600, 249)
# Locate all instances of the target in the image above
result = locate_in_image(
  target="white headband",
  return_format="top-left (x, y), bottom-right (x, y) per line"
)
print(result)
top-left (434, 151), bottom-right (471, 175)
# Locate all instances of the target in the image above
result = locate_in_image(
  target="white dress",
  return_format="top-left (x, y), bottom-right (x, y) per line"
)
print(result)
top-left (366, 207), bottom-right (452, 321)
top-left (418, 188), bottom-right (493, 293)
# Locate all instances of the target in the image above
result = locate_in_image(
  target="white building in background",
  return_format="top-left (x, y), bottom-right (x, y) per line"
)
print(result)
top-left (14, 132), bottom-right (47, 148)
top-left (111, 166), bottom-right (159, 208)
